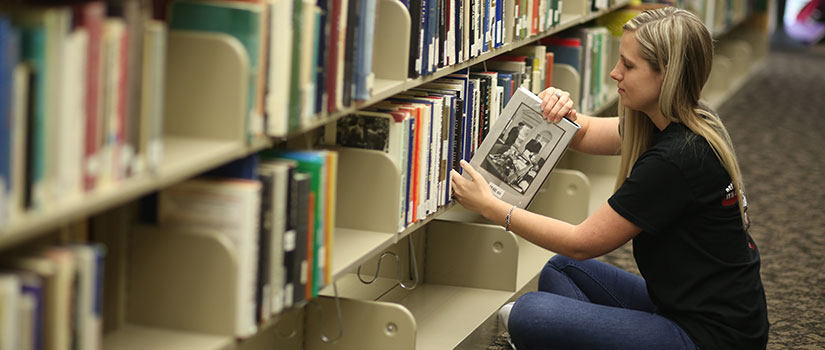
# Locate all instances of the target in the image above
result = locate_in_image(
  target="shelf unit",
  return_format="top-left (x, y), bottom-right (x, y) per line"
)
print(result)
top-left (0, 1), bottom-right (772, 349)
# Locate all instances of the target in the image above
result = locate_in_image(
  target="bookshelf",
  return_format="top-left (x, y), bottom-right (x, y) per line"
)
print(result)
top-left (0, 0), bottom-right (772, 349)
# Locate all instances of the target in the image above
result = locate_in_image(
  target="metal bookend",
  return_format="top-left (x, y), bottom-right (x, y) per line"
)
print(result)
top-left (308, 282), bottom-right (344, 344)
top-left (356, 238), bottom-right (419, 290)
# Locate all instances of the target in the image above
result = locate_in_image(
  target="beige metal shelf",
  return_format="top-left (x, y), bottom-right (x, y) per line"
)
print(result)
top-left (0, 136), bottom-right (271, 250)
top-left (103, 324), bottom-right (234, 350)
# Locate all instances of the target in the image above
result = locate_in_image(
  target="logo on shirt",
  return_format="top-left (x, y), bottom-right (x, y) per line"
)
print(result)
top-left (722, 182), bottom-right (738, 207)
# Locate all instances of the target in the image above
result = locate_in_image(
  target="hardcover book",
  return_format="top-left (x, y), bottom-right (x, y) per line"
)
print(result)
top-left (466, 86), bottom-right (579, 209)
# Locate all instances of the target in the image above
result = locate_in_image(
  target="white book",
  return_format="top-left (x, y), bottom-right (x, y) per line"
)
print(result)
top-left (466, 87), bottom-right (579, 208)
top-left (19, 292), bottom-right (36, 350)
top-left (141, 20), bottom-right (167, 173)
top-left (159, 179), bottom-right (262, 338)
top-left (39, 8), bottom-right (73, 210)
top-left (57, 29), bottom-right (89, 204)
top-left (0, 274), bottom-right (20, 350)
top-left (299, 0), bottom-right (319, 123)
top-left (266, 0), bottom-right (293, 136)
top-left (100, 19), bottom-right (126, 187)
top-left (428, 96), bottom-right (443, 213)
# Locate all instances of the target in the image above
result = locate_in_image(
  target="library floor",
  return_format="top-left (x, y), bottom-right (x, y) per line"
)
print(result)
top-left (487, 42), bottom-right (825, 349)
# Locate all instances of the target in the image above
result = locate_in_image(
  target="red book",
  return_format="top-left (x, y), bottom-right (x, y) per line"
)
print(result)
top-left (545, 51), bottom-right (554, 89)
top-left (540, 37), bottom-right (582, 47)
top-left (76, 2), bottom-right (106, 191)
top-left (491, 54), bottom-right (528, 63)
top-left (326, 0), bottom-right (344, 113)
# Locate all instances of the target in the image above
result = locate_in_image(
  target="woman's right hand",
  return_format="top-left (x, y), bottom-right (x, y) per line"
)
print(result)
top-left (538, 87), bottom-right (577, 123)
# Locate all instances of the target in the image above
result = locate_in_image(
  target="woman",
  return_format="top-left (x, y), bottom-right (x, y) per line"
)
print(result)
top-left (450, 7), bottom-right (769, 349)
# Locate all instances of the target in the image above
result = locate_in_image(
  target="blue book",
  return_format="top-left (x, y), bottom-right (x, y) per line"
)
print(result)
top-left (544, 39), bottom-right (582, 72)
top-left (18, 272), bottom-right (43, 350)
top-left (420, 0), bottom-right (430, 75)
top-left (315, 0), bottom-right (329, 114)
top-left (495, 0), bottom-right (503, 47)
top-left (353, 0), bottom-right (377, 99)
top-left (482, 0), bottom-right (489, 52)
top-left (0, 17), bottom-right (20, 220)
top-left (496, 72), bottom-right (514, 106)
top-left (465, 79), bottom-right (476, 164)
top-left (205, 153), bottom-right (260, 180)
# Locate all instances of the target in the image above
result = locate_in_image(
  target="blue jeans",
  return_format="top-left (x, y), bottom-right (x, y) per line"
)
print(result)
top-left (508, 255), bottom-right (697, 350)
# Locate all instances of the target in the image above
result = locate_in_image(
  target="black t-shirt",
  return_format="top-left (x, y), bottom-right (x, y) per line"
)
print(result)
top-left (608, 123), bottom-right (769, 349)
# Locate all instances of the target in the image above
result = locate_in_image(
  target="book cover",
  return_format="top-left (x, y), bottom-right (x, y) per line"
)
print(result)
top-left (466, 86), bottom-right (579, 209)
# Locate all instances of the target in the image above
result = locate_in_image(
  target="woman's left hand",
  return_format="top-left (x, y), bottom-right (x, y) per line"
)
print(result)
top-left (450, 160), bottom-right (499, 215)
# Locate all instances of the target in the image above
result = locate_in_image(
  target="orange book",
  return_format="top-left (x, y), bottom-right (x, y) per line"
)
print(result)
top-left (305, 192), bottom-right (315, 299)
top-left (324, 151), bottom-right (337, 285)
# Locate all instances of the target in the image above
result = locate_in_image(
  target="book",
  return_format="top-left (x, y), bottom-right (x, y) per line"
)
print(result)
top-left (158, 178), bottom-right (262, 338)
top-left (466, 86), bottom-right (579, 209)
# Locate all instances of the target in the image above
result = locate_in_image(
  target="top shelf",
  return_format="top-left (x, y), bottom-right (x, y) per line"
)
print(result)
top-left (285, 0), bottom-right (632, 138)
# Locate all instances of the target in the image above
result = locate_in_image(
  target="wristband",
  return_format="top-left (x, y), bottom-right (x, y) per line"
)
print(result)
top-left (504, 205), bottom-right (516, 232)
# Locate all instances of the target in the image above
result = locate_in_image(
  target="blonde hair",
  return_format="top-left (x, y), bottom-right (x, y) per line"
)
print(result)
top-left (616, 7), bottom-right (748, 228)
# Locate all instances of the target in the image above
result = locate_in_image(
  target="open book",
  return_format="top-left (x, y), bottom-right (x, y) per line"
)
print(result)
top-left (467, 86), bottom-right (580, 209)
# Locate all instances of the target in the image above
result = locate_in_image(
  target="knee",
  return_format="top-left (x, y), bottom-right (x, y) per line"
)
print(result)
top-left (548, 254), bottom-right (576, 269)
top-left (509, 292), bottom-right (543, 336)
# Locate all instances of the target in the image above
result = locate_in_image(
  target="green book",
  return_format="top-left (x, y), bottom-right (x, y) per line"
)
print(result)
top-left (168, 0), bottom-right (262, 140)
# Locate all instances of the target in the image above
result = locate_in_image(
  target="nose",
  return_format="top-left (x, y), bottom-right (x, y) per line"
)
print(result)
top-left (609, 61), bottom-right (621, 81)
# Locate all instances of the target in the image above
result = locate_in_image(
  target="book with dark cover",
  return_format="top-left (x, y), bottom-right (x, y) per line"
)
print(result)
top-left (291, 171), bottom-right (310, 304)
top-left (466, 87), bottom-right (579, 208)
top-left (406, 0), bottom-right (422, 78)
top-left (256, 170), bottom-right (273, 322)
top-left (342, 0), bottom-right (360, 106)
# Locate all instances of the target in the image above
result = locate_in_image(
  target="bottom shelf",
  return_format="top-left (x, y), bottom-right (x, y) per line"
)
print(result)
top-left (380, 284), bottom-right (513, 350)
top-left (103, 324), bottom-right (233, 350)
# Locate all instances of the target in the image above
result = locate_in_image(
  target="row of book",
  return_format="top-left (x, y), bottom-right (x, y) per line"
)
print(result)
top-left (156, 150), bottom-right (337, 338)
top-left (663, 0), bottom-right (756, 35)
top-left (325, 67), bottom-right (543, 231)
top-left (483, 26), bottom-right (618, 115)
top-left (0, 244), bottom-right (106, 350)
top-left (0, 1), bottom-right (167, 228)
top-left (544, 26), bottom-right (617, 113)
top-left (407, 0), bottom-right (564, 78)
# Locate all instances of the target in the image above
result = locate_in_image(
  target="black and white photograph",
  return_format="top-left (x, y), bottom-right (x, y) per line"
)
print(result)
top-left (335, 114), bottom-right (391, 152)
top-left (468, 87), bottom-right (580, 208)
top-left (481, 103), bottom-right (556, 194)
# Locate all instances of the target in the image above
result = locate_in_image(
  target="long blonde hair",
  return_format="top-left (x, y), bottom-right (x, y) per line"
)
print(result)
top-left (616, 7), bottom-right (748, 228)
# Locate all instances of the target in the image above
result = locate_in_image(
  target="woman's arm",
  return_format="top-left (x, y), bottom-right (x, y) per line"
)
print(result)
top-left (450, 160), bottom-right (640, 260)
top-left (538, 87), bottom-right (622, 156)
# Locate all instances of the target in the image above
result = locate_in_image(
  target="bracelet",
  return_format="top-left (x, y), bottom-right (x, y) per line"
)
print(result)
top-left (504, 205), bottom-right (516, 232)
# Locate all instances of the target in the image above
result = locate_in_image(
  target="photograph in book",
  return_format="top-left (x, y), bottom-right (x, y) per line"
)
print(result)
top-left (334, 114), bottom-right (391, 152)
top-left (467, 87), bottom-right (580, 209)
